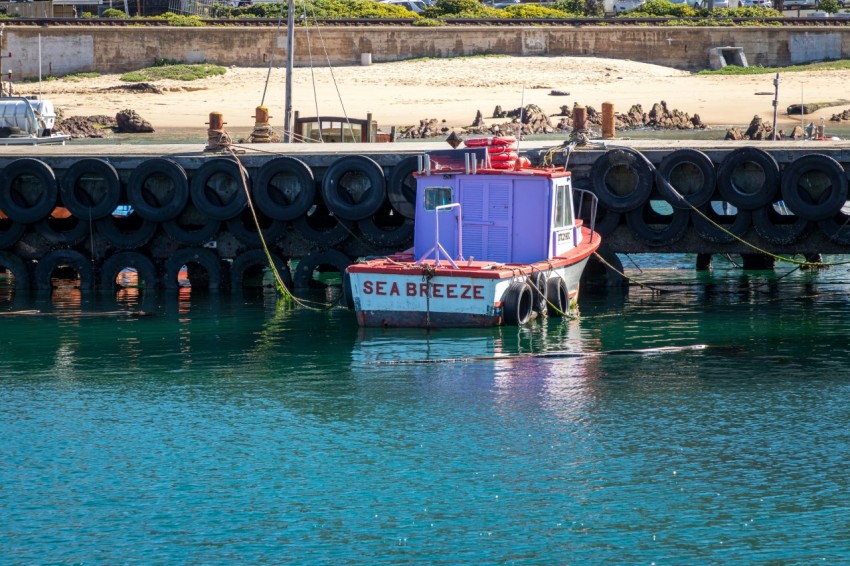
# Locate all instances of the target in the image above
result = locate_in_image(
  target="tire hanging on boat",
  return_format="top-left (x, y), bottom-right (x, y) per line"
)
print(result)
top-left (502, 280), bottom-right (533, 326)
top-left (60, 158), bottom-right (122, 220)
top-left (386, 156), bottom-right (419, 219)
top-left (0, 158), bottom-right (58, 223)
top-left (34, 249), bottom-right (94, 291)
top-left (528, 271), bottom-right (548, 314)
top-left (589, 148), bottom-right (653, 213)
top-left (779, 154), bottom-right (848, 222)
top-left (0, 250), bottom-right (30, 290)
top-left (320, 155), bottom-right (387, 221)
top-left (163, 246), bottom-right (222, 290)
top-left (753, 202), bottom-right (812, 245)
top-left (0, 218), bottom-right (26, 249)
top-left (293, 249), bottom-right (352, 290)
top-left (230, 248), bottom-right (292, 290)
top-left (189, 158), bottom-right (249, 221)
top-left (126, 158), bottom-right (190, 222)
top-left (625, 199), bottom-right (690, 246)
top-left (716, 147), bottom-right (779, 210)
top-left (95, 213), bottom-right (157, 250)
top-left (99, 251), bottom-right (158, 290)
top-left (546, 277), bottom-right (570, 317)
top-left (162, 202), bottom-right (221, 245)
top-left (252, 157), bottom-right (316, 221)
top-left (657, 149), bottom-right (716, 209)
top-left (691, 201), bottom-right (752, 245)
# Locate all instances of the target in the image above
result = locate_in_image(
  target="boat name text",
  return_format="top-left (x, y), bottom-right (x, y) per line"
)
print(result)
top-left (361, 280), bottom-right (485, 299)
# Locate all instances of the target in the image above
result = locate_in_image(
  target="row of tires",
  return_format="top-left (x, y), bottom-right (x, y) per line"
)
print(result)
top-left (590, 147), bottom-right (850, 223)
top-left (0, 154), bottom-right (418, 225)
top-left (500, 273), bottom-right (574, 325)
top-left (590, 199), bottom-right (850, 246)
top-left (0, 247), bottom-right (356, 292)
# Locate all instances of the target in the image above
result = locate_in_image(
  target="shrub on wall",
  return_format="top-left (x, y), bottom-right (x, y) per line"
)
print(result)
top-left (502, 4), bottom-right (577, 18)
top-left (420, 0), bottom-right (505, 18)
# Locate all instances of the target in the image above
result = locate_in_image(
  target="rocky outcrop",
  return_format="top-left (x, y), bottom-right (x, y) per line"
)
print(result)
top-left (115, 109), bottom-right (154, 133)
top-left (56, 115), bottom-right (117, 139)
top-left (743, 115), bottom-right (775, 140)
top-left (830, 108), bottom-right (850, 122)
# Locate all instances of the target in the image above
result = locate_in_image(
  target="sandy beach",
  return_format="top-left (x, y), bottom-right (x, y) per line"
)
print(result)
top-left (16, 56), bottom-right (850, 136)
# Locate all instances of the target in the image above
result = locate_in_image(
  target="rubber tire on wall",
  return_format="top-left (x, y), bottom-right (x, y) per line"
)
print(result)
top-left (753, 203), bottom-right (812, 245)
top-left (162, 203), bottom-right (221, 245)
top-left (34, 249), bottom-right (94, 291)
top-left (716, 147), bottom-right (779, 210)
top-left (546, 277), bottom-right (569, 317)
top-left (386, 156), bottom-right (419, 219)
top-left (35, 216), bottom-right (89, 246)
top-left (625, 200), bottom-right (690, 246)
top-left (657, 149), bottom-right (716, 209)
top-left (691, 202), bottom-right (752, 245)
top-left (292, 198), bottom-right (354, 246)
top-left (818, 209), bottom-right (850, 245)
top-left (225, 209), bottom-right (287, 247)
top-left (96, 214), bottom-right (157, 250)
top-left (126, 158), bottom-right (189, 222)
top-left (60, 158), bottom-right (122, 220)
top-left (0, 219), bottom-right (26, 249)
top-left (320, 155), bottom-right (387, 221)
top-left (357, 200), bottom-right (415, 248)
top-left (252, 157), bottom-right (316, 221)
top-left (99, 251), bottom-right (158, 290)
top-left (293, 249), bottom-right (352, 290)
top-left (502, 280), bottom-right (533, 326)
top-left (779, 153), bottom-right (848, 222)
top-left (0, 158), bottom-right (58, 223)
top-left (230, 249), bottom-right (292, 291)
top-left (589, 148), bottom-right (654, 213)
top-left (163, 247), bottom-right (222, 290)
top-left (0, 250), bottom-right (30, 290)
top-left (190, 158), bottom-right (249, 221)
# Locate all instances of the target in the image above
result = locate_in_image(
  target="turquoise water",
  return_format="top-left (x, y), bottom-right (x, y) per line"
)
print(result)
top-left (3, 256), bottom-right (850, 563)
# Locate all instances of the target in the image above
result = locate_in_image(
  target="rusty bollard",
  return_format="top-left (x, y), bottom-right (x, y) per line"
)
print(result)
top-left (602, 102), bottom-right (615, 139)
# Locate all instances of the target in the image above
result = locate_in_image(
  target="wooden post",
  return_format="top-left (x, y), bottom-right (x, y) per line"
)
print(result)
top-left (573, 106), bottom-right (586, 131)
top-left (602, 102), bottom-right (615, 138)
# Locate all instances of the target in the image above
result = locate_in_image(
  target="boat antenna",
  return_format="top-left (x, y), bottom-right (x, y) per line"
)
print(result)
top-left (283, 0), bottom-right (295, 142)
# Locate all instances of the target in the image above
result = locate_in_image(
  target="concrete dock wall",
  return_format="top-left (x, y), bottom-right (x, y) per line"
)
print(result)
top-left (5, 25), bottom-right (850, 79)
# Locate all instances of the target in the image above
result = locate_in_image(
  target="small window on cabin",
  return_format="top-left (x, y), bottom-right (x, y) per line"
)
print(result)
top-left (424, 186), bottom-right (453, 211)
top-left (554, 184), bottom-right (572, 228)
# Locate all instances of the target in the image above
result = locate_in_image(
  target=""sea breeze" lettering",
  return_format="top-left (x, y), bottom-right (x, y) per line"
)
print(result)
top-left (362, 280), bottom-right (484, 299)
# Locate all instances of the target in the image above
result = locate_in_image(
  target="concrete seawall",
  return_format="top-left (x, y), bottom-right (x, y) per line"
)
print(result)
top-left (6, 25), bottom-right (850, 79)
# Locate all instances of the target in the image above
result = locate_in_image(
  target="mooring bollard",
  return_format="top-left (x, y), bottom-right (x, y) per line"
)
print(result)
top-left (573, 106), bottom-right (587, 132)
top-left (602, 102), bottom-right (615, 138)
top-left (205, 111), bottom-right (231, 151)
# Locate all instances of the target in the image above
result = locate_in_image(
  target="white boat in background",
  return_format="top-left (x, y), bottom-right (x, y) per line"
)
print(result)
top-left (0, 96), bottom-right (69, 145)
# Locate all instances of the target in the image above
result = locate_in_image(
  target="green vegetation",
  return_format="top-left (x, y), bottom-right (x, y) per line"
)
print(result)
top-left (101, 8), bottom-right (128, 18)
top-left (817, 0), bottom-right (841, 12)
top-left (625, 0), bottom-right (782, 19)
top-left (62, 72), bottom-right (101, 81)
top-left (501, 4), bottom-right (576, 18)
top-left (148, 12), bottom-right (206, 26)
top-left (210, 0), bottom-right (421, 20)
top-left (696, 59), bottom-right (850, 75)
top-left (552, 0), bottom-right (605, 16)
top-left (421, 0), bottom-right (504, 18)
top-left (120, 63), bottom-right (227, 82)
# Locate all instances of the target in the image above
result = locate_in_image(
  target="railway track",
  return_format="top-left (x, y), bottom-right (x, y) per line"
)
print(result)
top-left (6, 15), bottom-right (850, 26)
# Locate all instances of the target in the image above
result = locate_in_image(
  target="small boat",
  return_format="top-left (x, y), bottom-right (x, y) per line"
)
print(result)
top-left (346, 137), bottom-right (601, 328)
top-left (0, 96), bottom-right (69, 145)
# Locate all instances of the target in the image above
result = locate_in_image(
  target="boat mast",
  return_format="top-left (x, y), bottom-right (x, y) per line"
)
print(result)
top-left (283, 0), bottom-right (295, 143)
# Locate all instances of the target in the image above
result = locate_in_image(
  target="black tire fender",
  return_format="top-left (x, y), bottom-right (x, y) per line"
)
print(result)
top-left (754, 202), bottom-right (812, 245)
top-left (386, 156), bottom-right (419, 219)
top-left (190, 158), bottom-right (249, 221)
top-left (625, 200), bottom-right (690, 246)
top-left (528, 271), bottom-right (548, 314)
top-left (99, 251), bottom-right (158, 290)
top-left (546, 276), bottom-right (570, 317)
top-left (60, 158), bottom-right (122, 220)
top-left (589, 148), bottom-right (654, 213)
top-left (162, 203), bottom-right (221, 245)
top-left (163, 247), bottom-right (222, 290)
top-left (356, 201), bottom-right (415, 248)
top-left (716, 147), bottom-right (779, 210)
top-left (126, 158), bottom-right (189, 222)
top-left (292, 197), bottom-right (354, 246)
top-left (502, 280), bottom-right (533, 326)
top-left (34, 249), bottom-right (94, 290)
top-left (780, 154), bottom-right (848, 222)
top-left (230, 249), bottom-right (292, 290)
top-left (657, 148), bottom-right (716, 209)
top-left (96, 214), bottom-right (157, 249)
top-left (293, 249), bottom-right (352, 290)
top-left (0, 250), bottom-right (31, 290)
top-left (252, 157), bottom-right (316, 221)
top-left (225, 209), bottom-right (287, 247)
top-left (0, 158), bottom-right (58, 223)
top-left (320, 155), bottom-right (387, 221)
top-left (35, 215), bottom-right (89, 246)
top-left (691, 202), bottom-right (753, 244)
top-left (0, 218), bottom-right (26, 249)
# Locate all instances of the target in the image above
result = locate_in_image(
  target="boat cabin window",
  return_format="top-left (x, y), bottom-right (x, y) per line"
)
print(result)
top-left (424, 186), bottom-right (453, 211)
top-left (553, 184), bottom-right (572, 229)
